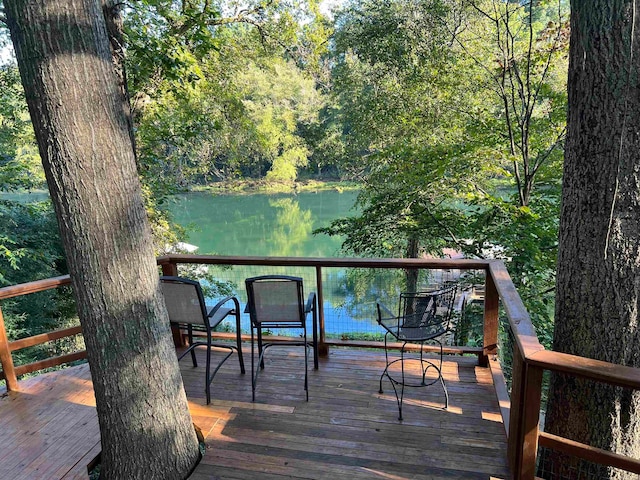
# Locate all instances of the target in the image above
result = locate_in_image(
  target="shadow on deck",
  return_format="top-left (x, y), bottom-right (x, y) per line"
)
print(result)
top-left (0, 346), bottom-right (509, 479)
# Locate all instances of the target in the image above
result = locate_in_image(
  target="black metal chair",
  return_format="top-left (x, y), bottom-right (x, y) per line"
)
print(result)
top-left (160, 276), bottom-right (245, 404)
top-left (376, 283), bottom-right (457, 420)
top-left (245, 275), bottom-right (318, 401)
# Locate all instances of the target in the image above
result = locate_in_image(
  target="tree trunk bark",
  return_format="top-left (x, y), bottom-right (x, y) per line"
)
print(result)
top-left (4, 0), bottom-right (200, 479)
top-left (101, 0), bottom-right (137, 153)
top-left (545, 2), bottom-right (640, 478)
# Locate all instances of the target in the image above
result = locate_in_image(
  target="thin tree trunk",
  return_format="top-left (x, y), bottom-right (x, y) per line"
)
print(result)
top-left (4, 0), bottom-right (200, 478)
top-left (545, 2), bottom-right (640, 478)
top-left (405, 236), bottom-right (419, 292)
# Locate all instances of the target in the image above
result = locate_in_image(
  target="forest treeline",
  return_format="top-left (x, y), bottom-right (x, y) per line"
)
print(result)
top-left (0, 0), bottom-right (568, 362)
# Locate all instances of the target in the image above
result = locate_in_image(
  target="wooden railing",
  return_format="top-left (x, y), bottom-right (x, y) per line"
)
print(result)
top-left (0, 275), bottom-right (85, 391)
top-left (1, 255), bottom-right (639, 479)
top-left (157, 255), bottom-right (495, 360)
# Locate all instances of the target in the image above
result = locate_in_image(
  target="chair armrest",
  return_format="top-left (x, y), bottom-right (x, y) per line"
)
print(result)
top-left (305, 292), bottom-right (316, 314)
top-left (377, 302), bottom-right (395, 319)
top-left (207, 295), bottom-right (240, 317)
top-left (376, 302), bottom-right (401, 338)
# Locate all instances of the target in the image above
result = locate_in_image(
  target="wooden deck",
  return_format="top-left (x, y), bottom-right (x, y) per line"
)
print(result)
top-left (0, 346), bottom-right (510, 479)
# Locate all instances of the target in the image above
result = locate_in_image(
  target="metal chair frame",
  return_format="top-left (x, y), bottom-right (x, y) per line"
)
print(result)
top-left (245, 275), bottom-right (318, 401)
top-left (160, 276), bottom-right (245, 404)
top-left (376, 284), bottom-right (457, 420)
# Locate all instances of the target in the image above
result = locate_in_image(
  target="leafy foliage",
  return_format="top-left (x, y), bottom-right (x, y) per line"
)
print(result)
top-left (0, 199), bottom-right (80, 368)
top-left (0, 58), bottom-right (78, 368)
top-left (318, 0), bottom-right (568, 344)
top-left (132, 1), bottom-right (332, 189)
top-left (0, 65), bottom-right (44, 191)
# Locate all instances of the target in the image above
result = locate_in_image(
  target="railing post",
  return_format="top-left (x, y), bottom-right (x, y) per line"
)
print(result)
top-left (161, 262), bottom-right (178, 276)
top-left (508, 342), bottom-right (543, 479)
top-left (482, 268), bottom-right (499, 367)
top-left (315, 266), bottom-right (328, 356)
top-left (0, 305), bottom-right (19, 391)
top-left (160, 261), bottom-right (185, 347)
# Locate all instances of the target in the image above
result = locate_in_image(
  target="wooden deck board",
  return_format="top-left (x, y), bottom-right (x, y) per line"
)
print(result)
top-left (0, 365), bottom-right (99, 480)
top-left (0, 346), bottom-right (510, 479)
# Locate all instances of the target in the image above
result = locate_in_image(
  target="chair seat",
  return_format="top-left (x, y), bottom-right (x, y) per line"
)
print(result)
top-left (207, 306), bottom-right (234, 327)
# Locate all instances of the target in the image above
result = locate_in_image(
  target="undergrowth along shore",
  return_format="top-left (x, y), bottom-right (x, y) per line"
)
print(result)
top-left (189, 179), bottom-right (361, 196)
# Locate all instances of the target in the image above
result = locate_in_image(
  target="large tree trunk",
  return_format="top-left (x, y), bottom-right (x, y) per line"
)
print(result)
top-left (544, 2), bottom-right (640, 479)
top-left (4, 0), bottom-right (200, 479)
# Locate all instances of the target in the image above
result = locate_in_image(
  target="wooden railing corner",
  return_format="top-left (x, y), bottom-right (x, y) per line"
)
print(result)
top-left (0, 306), bottom-right (19, 391)
top-left (482, 268), bottom-right (499, 367)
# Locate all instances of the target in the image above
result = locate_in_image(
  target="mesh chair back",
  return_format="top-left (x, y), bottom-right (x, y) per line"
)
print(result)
top-left (160, 277), bottom-right (207, 326)
top-left (400, 293), bottom-right (435, 320)
top-left (434, 283), bottom-right (458, 324)
top-left (397, 293), bottom-right (439, 340)
top-left (387, 284), bottom-right (458, 341)
top-left (246, 276), bottom-right (304, 326)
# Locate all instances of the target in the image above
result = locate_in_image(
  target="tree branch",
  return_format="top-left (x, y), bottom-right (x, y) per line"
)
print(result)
top-left (529, 4), bottom-right (568, 117)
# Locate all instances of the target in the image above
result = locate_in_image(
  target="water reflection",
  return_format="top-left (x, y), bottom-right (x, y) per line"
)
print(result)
top-left (268, 198), bottom-right (313, 257)
top-left (169, 190), bottom-right (358, 257)
top-left (171, 190), bottom-right (407, 337)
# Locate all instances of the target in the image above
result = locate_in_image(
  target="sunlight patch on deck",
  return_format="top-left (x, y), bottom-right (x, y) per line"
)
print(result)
top-left (209, 398), bottom-right (295, 413)
top-left (360, 467), bottom-right (420, 479)
top-left (482, 410), bottom-right (504, 422)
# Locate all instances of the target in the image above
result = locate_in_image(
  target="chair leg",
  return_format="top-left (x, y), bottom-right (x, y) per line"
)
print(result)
top-left (398, 343), bottom-right (406, 421)
top-left (257, 327), bottom-right (265, 370)
top-left (188, 325), bottom-right (197, 367)
top-left (379, 332), bottom-right (390, 394)
top-left (438, 340), bottom-right (449, 409)
top-left (205, 332), bottom-right (212, 405)
top-left (251, 326), bottom-right (256, 402)
top-left (378, 335), bottom-right (406, 421)
top-left (420, 342), bottom-right (426, 385)
top-left (304, 327), bottom-right (309, 402)
top-left (440, 373), bottom-right (449, 409)
top-left (312, 307), bottom-right (319, 370)
top-left (234, 310), bottom-right (245, 374)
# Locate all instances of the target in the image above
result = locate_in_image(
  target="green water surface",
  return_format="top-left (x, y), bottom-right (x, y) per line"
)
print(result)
top-left (168, 190), bottom-right (359, 257)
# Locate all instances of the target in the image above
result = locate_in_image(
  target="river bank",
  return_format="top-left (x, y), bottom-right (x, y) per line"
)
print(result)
top-left (189, 179), bottom-right (361, 196)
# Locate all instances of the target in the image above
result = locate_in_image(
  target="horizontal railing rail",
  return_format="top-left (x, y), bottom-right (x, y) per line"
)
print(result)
top-left (156, 254), bottom-right (493, 269)
top-left (1, 255), bottom-right (639, 479)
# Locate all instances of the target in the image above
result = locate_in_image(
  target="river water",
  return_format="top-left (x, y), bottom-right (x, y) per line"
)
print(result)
top-left (3, 188), bottom-right (398, 337)
top-left (168, 189), bottom-right (359, 257)
top-left (167, 189), bottom-right (392, 337)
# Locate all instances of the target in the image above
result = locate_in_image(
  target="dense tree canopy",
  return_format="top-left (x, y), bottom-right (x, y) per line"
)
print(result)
top-left (0, 0), bottom-right (569, 344)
